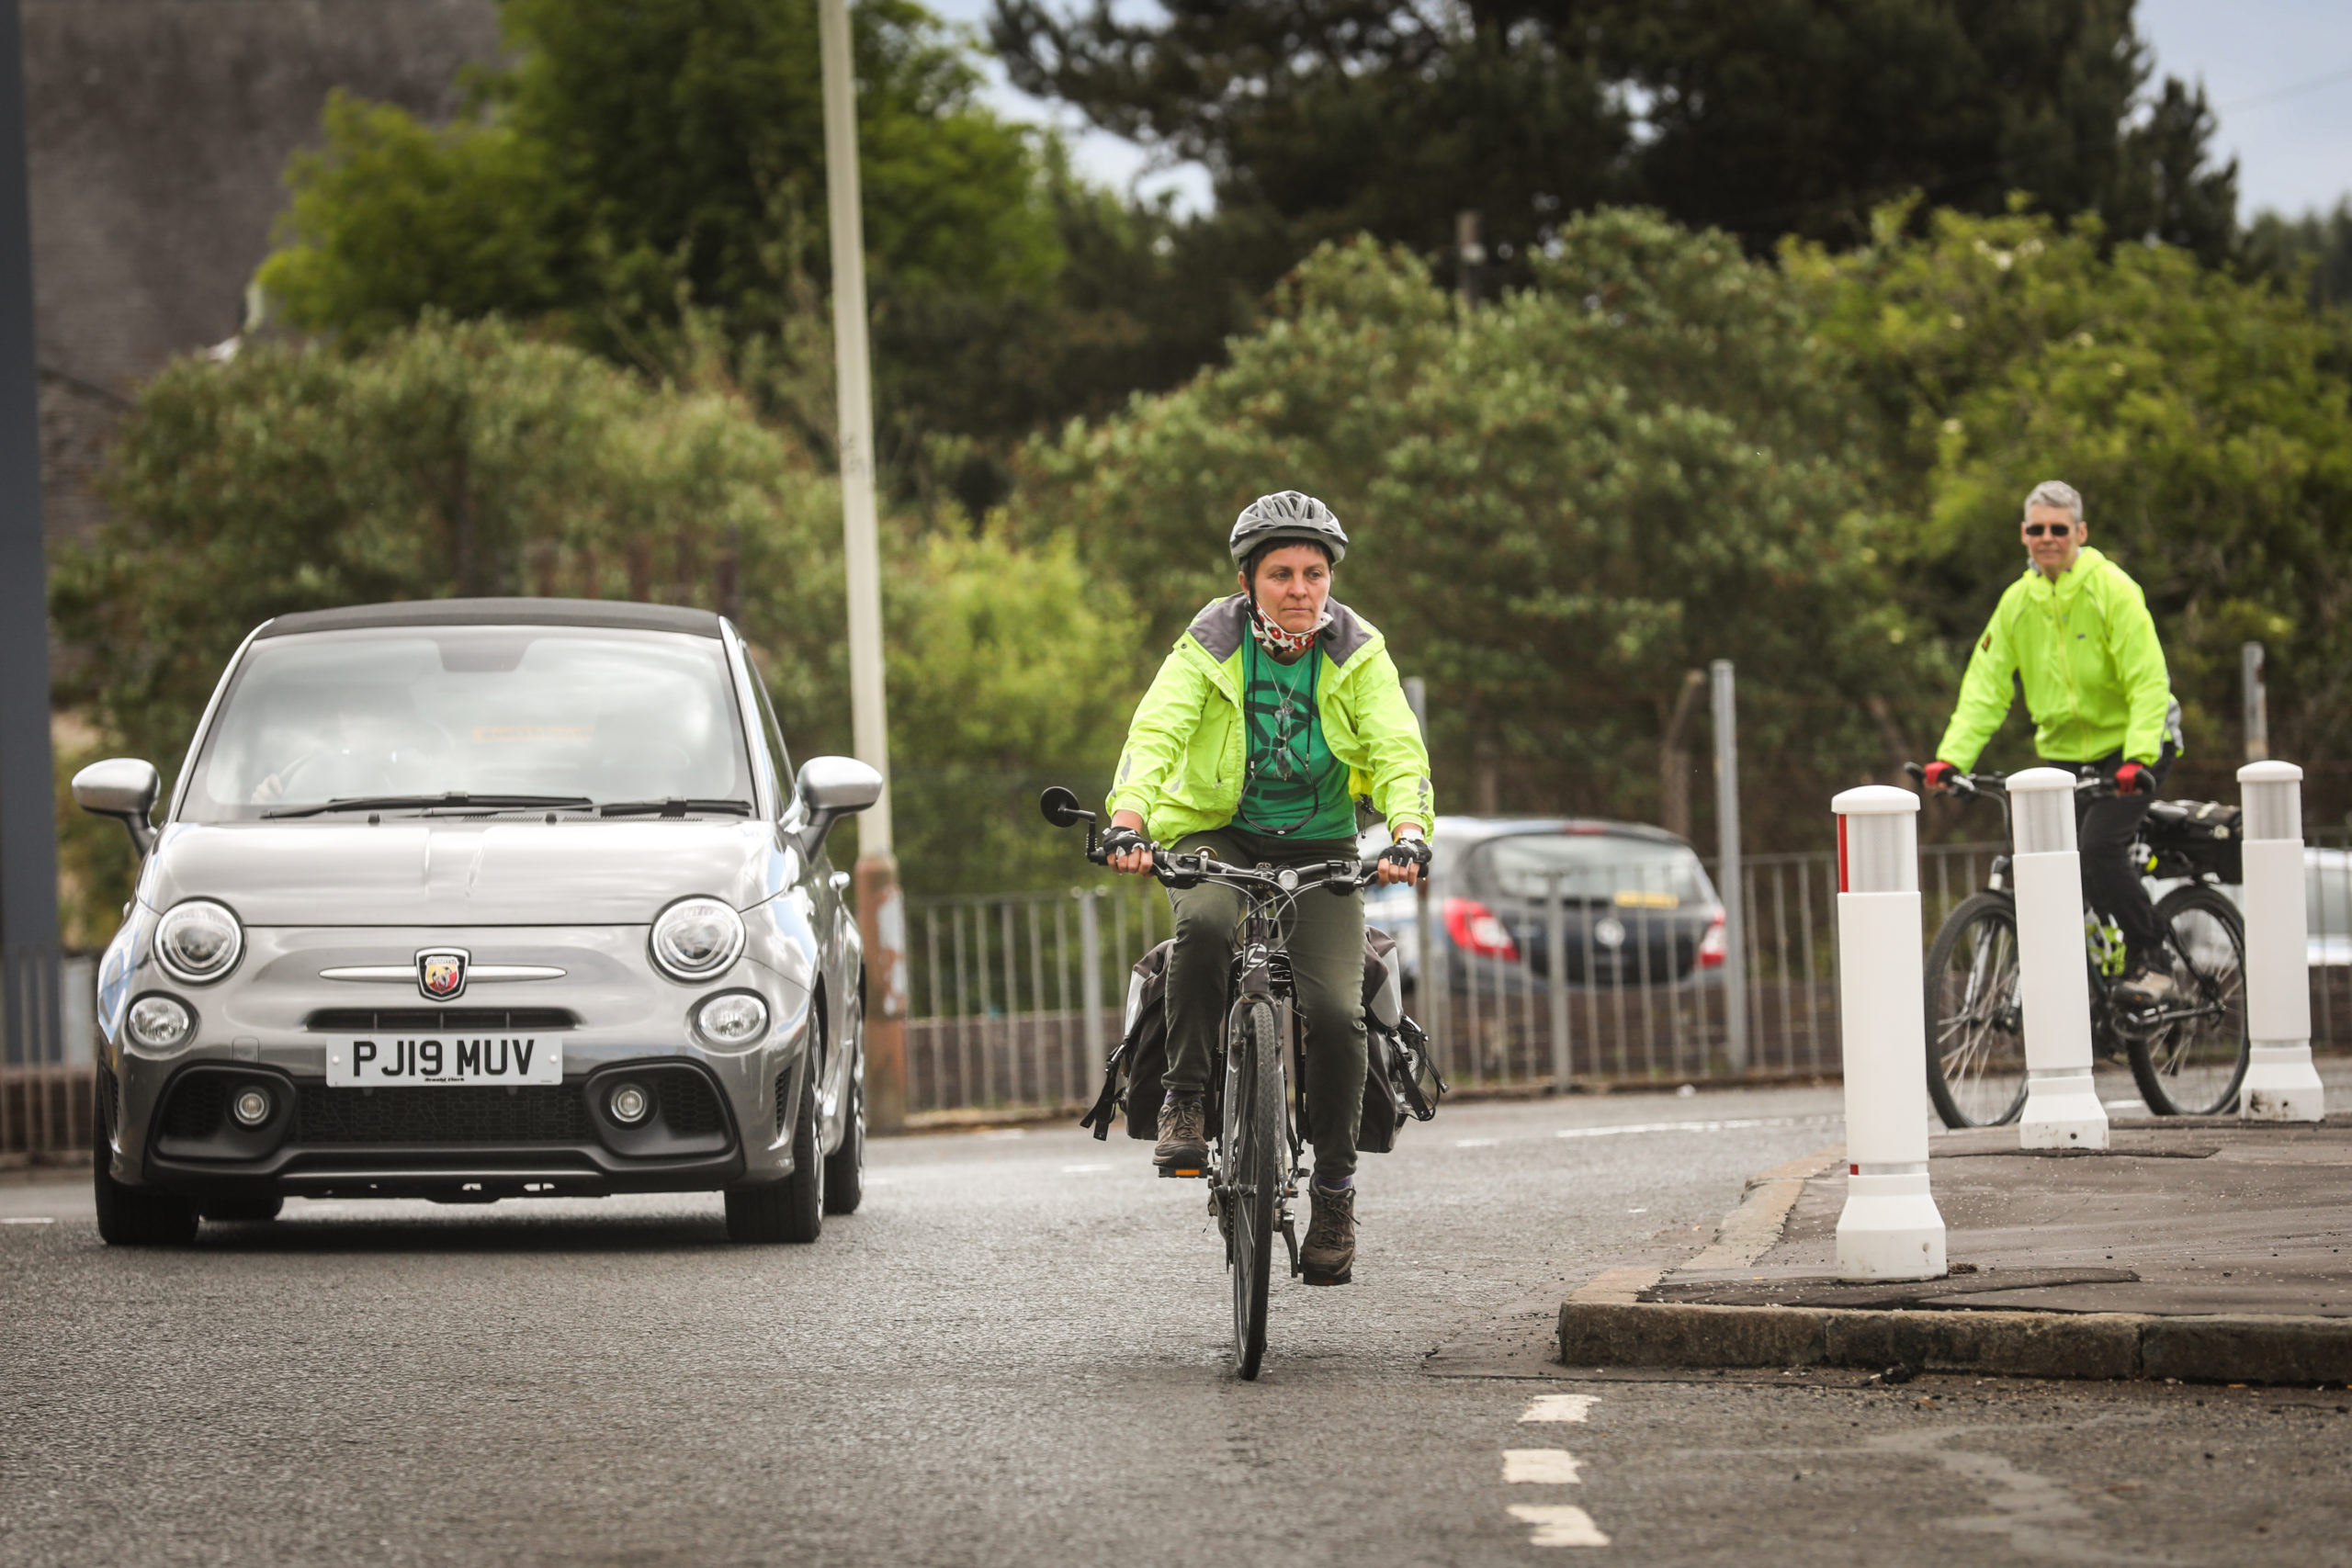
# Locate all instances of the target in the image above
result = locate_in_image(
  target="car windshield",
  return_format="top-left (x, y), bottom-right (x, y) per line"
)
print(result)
top-left (1478, 832), bottom-right (1710, 909)
top-left (184, 626), bottom-right (753, 821)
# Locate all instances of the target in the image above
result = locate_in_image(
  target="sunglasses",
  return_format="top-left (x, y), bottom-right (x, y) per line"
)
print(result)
top-left (2023, 523), bottom-right (2075, 537)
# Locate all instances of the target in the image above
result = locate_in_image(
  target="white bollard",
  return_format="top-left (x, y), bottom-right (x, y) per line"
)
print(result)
top-left (1832, 785), bottom-right (1946, 1282)
top-left (2007, 767), bottom-right (2109, 1149)
top-left (2239, 761), bottom-right (2325, 1122)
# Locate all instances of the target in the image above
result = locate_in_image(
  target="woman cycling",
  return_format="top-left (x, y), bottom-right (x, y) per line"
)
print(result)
top-left (1102, 491), bottom-right (1434, 1286)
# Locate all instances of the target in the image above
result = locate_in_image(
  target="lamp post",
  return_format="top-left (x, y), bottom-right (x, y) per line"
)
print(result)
top-left (0, 0), bottom-right (61, 1069)
top-left (819, 0), bottom-right (905, 1130)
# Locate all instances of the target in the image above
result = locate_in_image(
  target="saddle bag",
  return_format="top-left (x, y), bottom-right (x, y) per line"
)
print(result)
top-left (2141, 798), bottom-right (2244, 885)
top-left (1079, 929), bottom-right (1448, 1149)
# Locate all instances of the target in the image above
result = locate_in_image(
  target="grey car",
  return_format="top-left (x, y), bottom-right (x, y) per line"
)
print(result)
top-left (73, 598), bottom-right (881, 1246)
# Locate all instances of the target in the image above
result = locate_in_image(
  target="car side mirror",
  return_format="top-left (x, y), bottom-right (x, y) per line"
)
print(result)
top-left (793, 756), bottom-right (883, 855)
top-left (72, 757), bottom-right (161, 858)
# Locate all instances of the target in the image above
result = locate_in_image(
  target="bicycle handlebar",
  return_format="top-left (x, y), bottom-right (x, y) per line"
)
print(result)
top-left (1035, 784), bottom-right (1380, 896)
top-left (1903, 761), bottom-right (2120, 802)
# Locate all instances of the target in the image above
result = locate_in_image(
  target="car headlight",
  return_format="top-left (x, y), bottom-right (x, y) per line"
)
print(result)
top-left (694, 991), bottom-right (770, 1050)
top-left (650, 897), bottom-right (745, 982)
top-left (154, 899), bottom-right (243, 985)
top-left (126, 995), bottom-right (195, 1052)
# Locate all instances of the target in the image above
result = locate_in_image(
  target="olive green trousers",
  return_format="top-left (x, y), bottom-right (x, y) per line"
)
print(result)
top-left (1160, 827), bottom-right (1366, 1180)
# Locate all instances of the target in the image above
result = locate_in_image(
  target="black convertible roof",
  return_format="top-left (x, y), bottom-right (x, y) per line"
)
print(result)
top-left (254, 598), bottom-right (725, 640)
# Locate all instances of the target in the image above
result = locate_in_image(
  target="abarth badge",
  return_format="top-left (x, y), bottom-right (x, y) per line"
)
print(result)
top-left (417, 949), bottom-right (469, 1001)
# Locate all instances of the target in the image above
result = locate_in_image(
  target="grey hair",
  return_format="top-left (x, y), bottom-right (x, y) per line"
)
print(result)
top-left (2022, 480), bottom-right (2083, 524)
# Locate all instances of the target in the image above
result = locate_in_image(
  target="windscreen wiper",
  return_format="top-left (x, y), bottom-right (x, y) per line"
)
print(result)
top-left (595, 797), bottom-right (756, 818)
top-left (260, 793), bottom-right (594, 819)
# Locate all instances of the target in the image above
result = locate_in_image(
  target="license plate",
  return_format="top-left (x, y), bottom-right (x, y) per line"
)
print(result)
top-left (325, 1036), bottom-right (560, 1087)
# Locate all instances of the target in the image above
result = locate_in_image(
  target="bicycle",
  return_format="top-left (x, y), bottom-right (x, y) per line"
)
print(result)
top-left (1039, 785), bottom-right (1383, 1380)
top-left (1904, 763), bottom-right (2250, 1125)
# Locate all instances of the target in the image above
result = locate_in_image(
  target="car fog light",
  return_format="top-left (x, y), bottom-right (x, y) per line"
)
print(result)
top-left (154, 898), bottom-right (243, 984)
top-left (126, 995), bottom-right (194, 1052)
top-left (695, 991), bottom-right (769, 1049)
top-left (232, 1087), bottom-right (272, 1127)
top-left (608, 1083), bottom-right (650, 1125)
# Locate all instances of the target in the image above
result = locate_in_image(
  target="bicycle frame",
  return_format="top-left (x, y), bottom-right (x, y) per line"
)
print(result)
top-left (1152, 853), bottom-right (1362, 1265)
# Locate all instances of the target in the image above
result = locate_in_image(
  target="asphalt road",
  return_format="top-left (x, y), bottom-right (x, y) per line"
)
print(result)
top-left (3, 1083), bottom-right (2347, 1567)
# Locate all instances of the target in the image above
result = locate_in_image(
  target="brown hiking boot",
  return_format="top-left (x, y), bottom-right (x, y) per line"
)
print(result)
top-left (1155, 1090), bottom-right (1208, 1177)
top-left (1300, 1183), bottom-right (1356, 1285)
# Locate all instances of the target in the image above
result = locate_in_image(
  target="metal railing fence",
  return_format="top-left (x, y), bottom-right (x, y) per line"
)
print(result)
top-left (11, 835), bottom-right (2352, 1154)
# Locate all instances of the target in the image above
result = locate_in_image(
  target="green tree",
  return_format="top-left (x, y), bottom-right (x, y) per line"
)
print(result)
top-left (263, 0), bottom-right (1061, 344)
top-left (254, 0), bottom-right (1236, 515)
top-left (1010, 213), bottom-right (1939, 848)
top-left (1792, 204), bottom-right (2352, 806)
top-left (992, 0), bottom-right (2238, 280)
top-left (2244, 199), bottom-right (2352, 314)
top-left (49, 317), bottom-right (1141, 935)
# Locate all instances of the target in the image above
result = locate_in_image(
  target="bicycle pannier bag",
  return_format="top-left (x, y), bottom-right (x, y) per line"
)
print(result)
top-left (1080, 931), bottom-right (1446, 1149)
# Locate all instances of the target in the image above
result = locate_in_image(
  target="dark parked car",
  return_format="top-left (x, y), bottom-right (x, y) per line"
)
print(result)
top-left (1363, 816), bottom-right (1725, 991)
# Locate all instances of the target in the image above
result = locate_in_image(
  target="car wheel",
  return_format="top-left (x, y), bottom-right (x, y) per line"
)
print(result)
top-left (724, 1063), bottom-right (822, 1244)
top-left (93, 1093), bottom-right (198, 1247)
top-left (821, 1051), bottom-right (864, 1216)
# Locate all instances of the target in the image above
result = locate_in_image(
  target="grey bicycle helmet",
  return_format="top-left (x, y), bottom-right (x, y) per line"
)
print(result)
top-left (1228, 491), bottom-right (1349, 567)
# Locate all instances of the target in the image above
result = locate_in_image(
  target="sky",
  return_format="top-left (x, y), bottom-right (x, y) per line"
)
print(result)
top-left (925, 0), bottom-right (2352, 223)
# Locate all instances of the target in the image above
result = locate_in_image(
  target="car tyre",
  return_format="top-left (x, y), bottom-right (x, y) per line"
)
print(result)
top-left (725, 1064), bottom-right (822, 1244)
top-left (822, 1049), bottom-right (864, 1215)
top-left (93, 1096), bottom-right (198, 1247)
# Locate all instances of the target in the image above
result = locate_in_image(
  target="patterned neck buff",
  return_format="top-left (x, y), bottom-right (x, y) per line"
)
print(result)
top-left (1246, 593), bottom-right (1330, 657)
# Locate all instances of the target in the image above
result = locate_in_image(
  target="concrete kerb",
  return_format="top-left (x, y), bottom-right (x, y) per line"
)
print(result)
top-left (1556, 1144), bottom-right (2352, 1386)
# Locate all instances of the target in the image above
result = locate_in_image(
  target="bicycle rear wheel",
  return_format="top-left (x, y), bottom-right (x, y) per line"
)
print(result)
top-left (2128, 885), bottom-right (2249, 1116)
top-left (1924, 892), bottom-right (2029, 1128)
top-left (1222, 996), bottom-right (1282, 1381)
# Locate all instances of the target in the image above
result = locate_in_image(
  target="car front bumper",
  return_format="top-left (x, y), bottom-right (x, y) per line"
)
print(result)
top-left (101, 922), bottom-right (815, 1197)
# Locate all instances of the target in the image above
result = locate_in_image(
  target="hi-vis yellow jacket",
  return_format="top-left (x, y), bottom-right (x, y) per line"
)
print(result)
top-left (1109, 595), bottom-right (1434, 843)
top-left (1935, 547), bottom-right (2177, 769)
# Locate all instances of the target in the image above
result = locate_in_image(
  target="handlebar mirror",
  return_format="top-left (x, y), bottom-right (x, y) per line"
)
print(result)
top-left (1038, 786), bottom-right (1094, 829)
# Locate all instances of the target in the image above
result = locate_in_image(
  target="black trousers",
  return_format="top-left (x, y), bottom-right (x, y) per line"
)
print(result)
top-left (2074, 744), bottom-right (2177, 963)
top-left (1162, 827), bottom-right (1367, 1181)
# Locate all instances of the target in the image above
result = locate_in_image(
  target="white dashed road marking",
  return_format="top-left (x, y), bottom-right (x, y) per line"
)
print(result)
top-left (1519, 1394), bottom-right (1598, 1424)
top-left (2, 1216), bottom-right (55, 1224)
top-left (1508, 1505), bottom-right (1611, 1547)
top-left (1060, 1164), bottom-right (1111, 1173)
top-left (1508, 1396), bottom-right (1607, 1545)
top-left (1455, 1138), bottom-right (1498, 1147)
top-left (1503, 1450), bottom-right (1584, 1484)
top-left (1555, 1115), bottom-right (1830, 1141)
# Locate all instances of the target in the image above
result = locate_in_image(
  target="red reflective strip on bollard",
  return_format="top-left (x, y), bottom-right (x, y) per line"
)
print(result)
top-left (1836, 813), bottom-right (1849, 893)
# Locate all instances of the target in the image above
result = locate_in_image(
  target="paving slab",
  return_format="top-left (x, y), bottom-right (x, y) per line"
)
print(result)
top-left (1559, 1113), bottom-right (2352, 1383)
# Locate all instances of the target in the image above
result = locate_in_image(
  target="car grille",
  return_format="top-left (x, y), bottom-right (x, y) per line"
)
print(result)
top-left (160, 1075), bottom-right (228, 1138)
top-left (304, 1008), bottom-right (577, 1032)
top-left (775, 1071), bottom-right (792, 1136)
top-left (657, 1071), bottom-right (727, 1140)
top-left (295, 1083), bottom-right (594, 1144)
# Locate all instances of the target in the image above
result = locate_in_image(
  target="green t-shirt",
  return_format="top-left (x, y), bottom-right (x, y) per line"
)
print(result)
top-left (1233, 640), bottom-right (1356, 839)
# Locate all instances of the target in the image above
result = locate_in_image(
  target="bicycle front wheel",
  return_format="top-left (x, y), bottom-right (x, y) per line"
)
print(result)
top-left (1924, 892), bottom-right (2029, 1128)
top-left (2128, 885), bottom-right (2250, 1116)
top-left (1222, 996), bottom-right (1282, 1381)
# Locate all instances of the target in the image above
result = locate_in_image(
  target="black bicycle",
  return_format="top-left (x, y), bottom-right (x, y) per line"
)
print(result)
top-left (1905, 763), bottom-right (2250, 1124)
top-left (1039, 786), bottom-right (1382, 1379)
